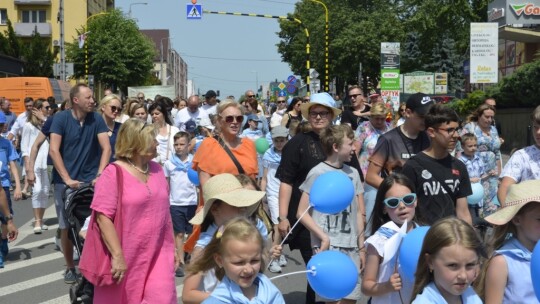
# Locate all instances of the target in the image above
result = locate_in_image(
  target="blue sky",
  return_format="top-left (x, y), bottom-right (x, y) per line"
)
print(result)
top-left (116, 0), bottom-right (297, 99)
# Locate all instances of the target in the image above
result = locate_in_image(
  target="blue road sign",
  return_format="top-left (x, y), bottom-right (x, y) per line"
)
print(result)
top-left (278, 90), bottom-right (287, 97)
top-left (287, 75), bottom-right (297, 85)
top-left (187, 4), bottom-right (202, 20)
top-left (287, 84), bottom-right (296, 94)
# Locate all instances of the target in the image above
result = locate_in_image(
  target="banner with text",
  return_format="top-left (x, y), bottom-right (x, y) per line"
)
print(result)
top-left (470, 23), bottom-right (498, 83)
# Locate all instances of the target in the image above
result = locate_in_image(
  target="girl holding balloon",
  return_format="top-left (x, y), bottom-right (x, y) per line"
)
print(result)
top-left (188, 217), bottom-right (285, 304)
top-left (362, 173), bottom-right (418, 304)
top-left (411, 217), bottom-right (485, 304)
top-left (477, 179), bottom-right (540, 303)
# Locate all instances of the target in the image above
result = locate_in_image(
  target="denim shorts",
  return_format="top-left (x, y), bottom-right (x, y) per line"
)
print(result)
top-left (170, 205), bottom-right (197, 234)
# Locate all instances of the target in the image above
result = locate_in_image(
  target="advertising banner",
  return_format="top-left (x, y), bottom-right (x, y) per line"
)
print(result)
top-left (470, 23), bottom-right (498, 83)
top-left (435, 73), bottom-right (448, 94)
top-left (380, 69), bottom-right (400, 91)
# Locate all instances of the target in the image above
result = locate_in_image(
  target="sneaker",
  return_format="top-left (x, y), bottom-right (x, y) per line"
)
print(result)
top-left (278, 254), bottom-right (287, 267)
top-left (64, 268), bottom-right (78, 284)
top-left (1, 238), bottom-right (8, 258)
top-left (268, 259), bottom-right (282, 273)
top-left (175, 266), bottom-right (185, 277)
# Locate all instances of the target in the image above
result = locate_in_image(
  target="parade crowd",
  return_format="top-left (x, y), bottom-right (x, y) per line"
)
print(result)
top-left (0, 84), bottom-right (539, 304)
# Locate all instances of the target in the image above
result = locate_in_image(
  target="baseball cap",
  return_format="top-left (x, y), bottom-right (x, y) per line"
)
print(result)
top-left (205, 90), bottom-right (217, 98)
top-left (271, 126), bottom-right (289, 139)
top-left (406, 93), bottom-right (435, 115)
top-left (185, 120), bottom-right (197, 133)
top-left (247, 114), bottom-right (261, 122)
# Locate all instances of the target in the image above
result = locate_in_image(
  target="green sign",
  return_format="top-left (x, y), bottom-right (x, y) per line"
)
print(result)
top-left (380, 68), bottom-right (400, 90)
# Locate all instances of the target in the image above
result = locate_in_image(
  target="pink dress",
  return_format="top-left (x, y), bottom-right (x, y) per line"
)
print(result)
top-left (91, 162), bottom-right (177, 304)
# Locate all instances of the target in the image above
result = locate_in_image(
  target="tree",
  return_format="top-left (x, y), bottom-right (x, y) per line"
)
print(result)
top-left (0, 20), bottom-right (22, 58)
top-left (66, 9), bottom-right (156, 92)
top-left (495, 60), bottom-right (540, 108)
top-left (22, 31), bottom-right (54, 77)
top-left (422, 36), bottom-right (464, 93)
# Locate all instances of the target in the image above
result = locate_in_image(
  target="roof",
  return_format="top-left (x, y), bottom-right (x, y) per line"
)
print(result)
top-left (140, 29), bottom-right (170, 62)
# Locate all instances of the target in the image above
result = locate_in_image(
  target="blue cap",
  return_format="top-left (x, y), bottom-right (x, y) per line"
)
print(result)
top-left (247, 114), bottom-right (261, 122)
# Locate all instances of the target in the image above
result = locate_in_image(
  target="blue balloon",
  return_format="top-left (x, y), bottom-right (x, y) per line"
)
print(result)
top-left (399, 226), bottom-right (430, 282)
top-left (467, 182), bottom-right (484, 205)
top-left (310, 171), bottom-right (355, 214)
top-left (531, 241), bottom-right (540, 301)
top-left (307, 251), bottom-right (358, 300)
top-left (187, 168), bottom-right (200, 186)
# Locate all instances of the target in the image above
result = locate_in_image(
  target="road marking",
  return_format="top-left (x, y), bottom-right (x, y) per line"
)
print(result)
top-left (2, 252), bottom-right (63, 273)
top-left (0, 271), bottom-right (64, 297)
top-left (11, 235), bottom-right (57, 250)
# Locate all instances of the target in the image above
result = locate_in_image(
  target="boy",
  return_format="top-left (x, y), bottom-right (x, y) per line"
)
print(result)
top-left (0, 112), bottom-right (21, 267)
top-left (163, 132), bottom-right (197, 277)
top-left (296, 124), bottom-right (365, 303)
top-left (260, 126), bottom-right (289, 273)
top-left (401, 104), bottom-right (472, 225)
top-left (241, 114), bottom-right (263, 141)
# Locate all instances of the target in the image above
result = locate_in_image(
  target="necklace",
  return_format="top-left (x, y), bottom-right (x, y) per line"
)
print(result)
top-left (126, 158), bottom-right (149, 175)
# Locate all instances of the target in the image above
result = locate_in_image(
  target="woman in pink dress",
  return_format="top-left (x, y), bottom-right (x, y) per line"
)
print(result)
top-left (91, 118), bottom-right (177, 303)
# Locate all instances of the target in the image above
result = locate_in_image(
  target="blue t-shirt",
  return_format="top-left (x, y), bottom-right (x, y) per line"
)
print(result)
top-left (0, 138), bottom-right (18, 187)
top-left (50, 110), bottom-right (108, 184)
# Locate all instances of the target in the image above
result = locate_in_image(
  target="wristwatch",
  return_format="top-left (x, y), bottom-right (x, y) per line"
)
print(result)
top-left (277, 216), bottom-right (288, 222)
top-left (4, 214), bottom-right (13, 221)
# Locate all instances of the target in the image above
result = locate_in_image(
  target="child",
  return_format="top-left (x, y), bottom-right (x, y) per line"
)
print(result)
top-left (182, 173), bottom-right (267, 303)
top-left (362, 173), bottom-right (418, 303)
top-left (297, 124), bottom-right (365, 304)
top-left (457, 133), bottom-right (492, 228)
top-left (188, 217), bottom-right (285, 303)
top-left (411, 217), bottom-right (485, 303)
top-left (0, 112), bottom-right (22, 266)
top-left (402, 104), bottom-right (473, 226)
top-left (163, 132), bottom-right (197, 277)
top-left (260, 126), bottom-right (289, 273)
top-left (241, 114), bottom-right (263, 141)
top-left (478, 179), bottom-right (540, 303)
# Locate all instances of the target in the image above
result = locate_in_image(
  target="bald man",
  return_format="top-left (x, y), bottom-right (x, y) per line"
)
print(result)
top-left (174, 95), bottom-right (210, 131)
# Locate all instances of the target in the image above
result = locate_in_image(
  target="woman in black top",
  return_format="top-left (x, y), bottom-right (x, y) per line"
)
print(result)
top-left (341, 85), bottom-right (370, 130)
top-left (280, 97), bottom-right (303, 129)
top-left (276, 92), bottom-right (341, 304)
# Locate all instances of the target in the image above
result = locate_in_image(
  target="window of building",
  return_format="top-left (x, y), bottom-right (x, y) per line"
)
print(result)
top-left (0, 9), bottom-right (7, 25)
top-left (22, 10), bottom-right (46, 23)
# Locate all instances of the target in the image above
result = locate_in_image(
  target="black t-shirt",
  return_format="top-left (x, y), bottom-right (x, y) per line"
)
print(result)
top-left (340, 105), bottom-right (370, 130)
top-left (401, 152), bottom-right (472, 225)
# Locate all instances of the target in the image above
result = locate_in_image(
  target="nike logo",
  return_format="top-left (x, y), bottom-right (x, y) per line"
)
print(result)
top-left (421, 97), bottom-right (432, 104)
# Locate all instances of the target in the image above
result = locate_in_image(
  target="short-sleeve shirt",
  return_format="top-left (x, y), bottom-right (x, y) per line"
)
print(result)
top-left (0, 138), bottom-right (19, 187)
top-left (262, 147), bottom-right (282, 199)
top-left (401, 152), bottom-right (472, 225)
top-left (174, 108), bottom-right (209, 131)
top-left (458, 154), bottom-right (486, 179)
top-left (163, 154), bottom-right (197, 206)
top-left (50, 110), bottom-right (108, 184)
top-left (501, 145), bottom-right (540, 183)
top-left (368, 126), bottom-right (430, 177)
top-left (299, 162), bottom-right (363, 248)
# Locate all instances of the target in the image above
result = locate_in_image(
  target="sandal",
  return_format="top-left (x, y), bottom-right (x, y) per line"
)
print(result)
top-left (33, 226), bottom-right (42, 234)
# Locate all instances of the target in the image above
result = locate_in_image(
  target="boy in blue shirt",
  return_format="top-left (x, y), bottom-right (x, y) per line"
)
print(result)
top-left (0, 112), bottom-right (22, 267)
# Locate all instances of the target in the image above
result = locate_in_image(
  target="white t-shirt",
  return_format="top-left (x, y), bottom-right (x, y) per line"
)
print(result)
top-left (174, 108), bottom-right (209, 131)
top-left (163, 154), bottom-right (197, 206)
top-left (501, 145), bottom-right (540, 182)
top-left (9, 111), bottom-right (28, 136)
top-left (201, 104), bottom-right (217, 116)
top-left (154, 125), bottom-right (180, 164)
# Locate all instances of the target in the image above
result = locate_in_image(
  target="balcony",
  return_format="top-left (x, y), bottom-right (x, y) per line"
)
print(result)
top-left (14, 22), bottom-right (52, 37)
top-left (14, 0), bottom-right (52, 5)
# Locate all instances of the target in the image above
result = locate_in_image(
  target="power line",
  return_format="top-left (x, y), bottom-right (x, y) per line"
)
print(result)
top-left (181, 53), bottom-right (281, 62)
top-left (190, 72), bottom-right (274, 83)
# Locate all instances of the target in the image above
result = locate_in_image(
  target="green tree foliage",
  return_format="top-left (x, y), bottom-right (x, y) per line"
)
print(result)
top-left (0, 20), bottom-right (22, 58)
top-left (448, 89), bottom-right (486, 116)
top-left (494, 59), bottom-right (540, 108)
top-left (22, 31), bottom-right (54, 77)
top-left (422, 36), bottom-right (464, 93)
top-left (66, 9), bottom-right (155, 92)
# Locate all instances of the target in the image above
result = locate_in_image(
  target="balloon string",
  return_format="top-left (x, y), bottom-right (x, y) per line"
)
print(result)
top-left (269, 269), bottom-right (315, 281)
top-left (267, 206), bottom-right (312, 270)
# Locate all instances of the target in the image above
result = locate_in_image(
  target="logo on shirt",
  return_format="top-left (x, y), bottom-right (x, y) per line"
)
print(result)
top-left (452, 169), bottom-right (460, 176)
top-left (421, 170), bottom-right (432, 179)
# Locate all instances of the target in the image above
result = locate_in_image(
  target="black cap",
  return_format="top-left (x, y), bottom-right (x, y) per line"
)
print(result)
top-left (205, 90), bottom-right (217, 99)
top-left (406, 93), bottom-right (435, 115)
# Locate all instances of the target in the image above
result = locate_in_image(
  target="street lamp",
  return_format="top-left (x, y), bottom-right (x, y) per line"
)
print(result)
top-left (160, 36), bottom-right (174, 85)
top-left (128, 2), bottom-right (148, 18)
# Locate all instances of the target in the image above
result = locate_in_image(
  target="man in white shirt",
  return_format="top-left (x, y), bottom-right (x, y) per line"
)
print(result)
top-left (201, 90), bottom-right (217, 116)
top-left (8, 97), bottom-right (34, 145)
top-left (175, 95), bottom-right (209, 131)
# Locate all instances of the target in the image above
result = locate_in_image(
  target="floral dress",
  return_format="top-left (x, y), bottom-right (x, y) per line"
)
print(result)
top-left (460, 122), bottom-right (501, 217)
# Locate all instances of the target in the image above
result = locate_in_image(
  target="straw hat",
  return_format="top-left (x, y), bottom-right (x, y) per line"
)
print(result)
top-left (189, 173), bottom-right (265, 225)
top-left (484, 179), bottom-right (540, 225)
top-left (300, 92), bottom-right (342, 120)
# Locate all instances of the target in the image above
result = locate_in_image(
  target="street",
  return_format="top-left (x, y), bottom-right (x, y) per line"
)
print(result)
top-left (0, 193), bottom-right (335, 303)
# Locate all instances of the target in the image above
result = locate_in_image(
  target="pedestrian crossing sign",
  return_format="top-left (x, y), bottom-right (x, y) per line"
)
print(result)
top-left (187, 4), bottom-right (202, 19)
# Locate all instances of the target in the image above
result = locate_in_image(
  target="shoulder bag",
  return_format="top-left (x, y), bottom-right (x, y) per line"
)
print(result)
top-left (79, 163), bottom-right (124, 286)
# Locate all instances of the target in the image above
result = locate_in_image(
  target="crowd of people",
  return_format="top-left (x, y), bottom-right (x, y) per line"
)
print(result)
top-left (0, 84), bottom-right (539, 304)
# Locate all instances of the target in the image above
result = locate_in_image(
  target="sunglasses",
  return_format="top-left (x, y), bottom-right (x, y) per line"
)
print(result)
top-left (303, 99), bottom-right (310, 103)
top-left (110, 105), bottom-right (122, 113)
top-left (383, 193), bottom-right (417, 208)
top-left (221, 115), bottom-right (244, 124)
top-left (247, 95), bottom-right (256, 98)
top-left (349, 94), bottom-right (362, 99)
top-left (309, 111), bottom-right (330, 119)
top-left (277, 100), bottom-right (286, 104)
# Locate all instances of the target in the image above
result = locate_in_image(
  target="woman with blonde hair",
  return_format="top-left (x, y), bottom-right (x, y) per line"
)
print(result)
top-left (21, 98), bottom-right (51, 233)
top-left (393, 102), bottom-right (406, 127)
top-left (89, 118), bottom-right (177, 303)
top-left (98, 94), bottom-right (123, 162)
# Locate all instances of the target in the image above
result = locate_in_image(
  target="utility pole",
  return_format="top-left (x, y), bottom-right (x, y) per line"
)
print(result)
top-left (59, 0), bottom-right (65, 81)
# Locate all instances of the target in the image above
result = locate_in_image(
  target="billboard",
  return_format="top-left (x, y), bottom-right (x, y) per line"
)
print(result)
top-left (470, 23), bottom-right (498, 83)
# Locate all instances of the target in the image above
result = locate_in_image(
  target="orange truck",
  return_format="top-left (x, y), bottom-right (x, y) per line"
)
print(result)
top-left (0, 77), bottom-right (71, 115)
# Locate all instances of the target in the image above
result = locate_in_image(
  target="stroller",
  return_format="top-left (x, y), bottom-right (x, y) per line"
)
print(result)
top-left (63, 184), bottom-right (95, 304)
